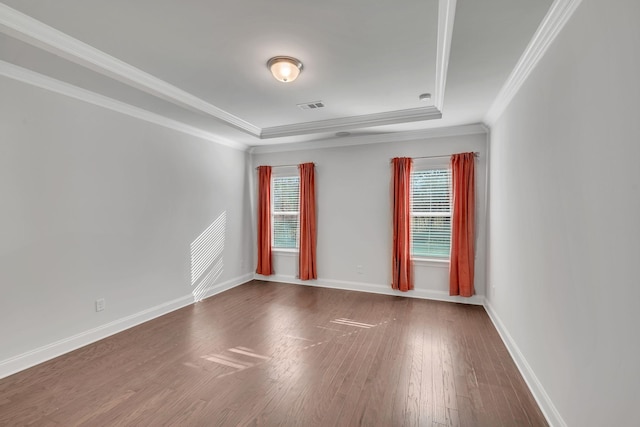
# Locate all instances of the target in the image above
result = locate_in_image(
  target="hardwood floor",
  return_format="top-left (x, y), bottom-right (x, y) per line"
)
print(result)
top-left (0, 280), bottom-right (548, 426)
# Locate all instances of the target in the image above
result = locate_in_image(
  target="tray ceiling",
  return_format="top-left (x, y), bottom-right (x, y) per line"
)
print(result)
top-left (0, 0), bottom-right (555, 149)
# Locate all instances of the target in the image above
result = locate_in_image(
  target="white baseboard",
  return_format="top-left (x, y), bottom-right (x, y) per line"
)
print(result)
top-left (198, 273), bottom-right (254, 301)
top-left (254, 274), bottom-right (485, 305)
top-left (0, 273), bottom-right (253, 380)
top-left (484, 302), bottom-right (566, 427)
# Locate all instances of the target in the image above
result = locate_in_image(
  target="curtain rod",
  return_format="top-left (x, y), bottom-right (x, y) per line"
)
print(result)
top-left (255, 163), bottom-right (310, 170)
top-left (391, 152), bottom-right (479, 162)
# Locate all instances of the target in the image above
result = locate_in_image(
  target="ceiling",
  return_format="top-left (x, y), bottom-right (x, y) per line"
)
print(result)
top-left (0, 0), bottom-right (554, 150)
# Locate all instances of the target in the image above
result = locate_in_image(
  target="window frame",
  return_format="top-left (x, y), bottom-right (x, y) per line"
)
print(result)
top-left (410, 158), bottom-right (452, 262)
top-left (270, 166), bottom-right (300, 252)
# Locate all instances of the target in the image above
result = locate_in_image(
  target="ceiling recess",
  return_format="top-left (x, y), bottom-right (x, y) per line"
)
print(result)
top-left (297, 101), bottom-right (325, 110)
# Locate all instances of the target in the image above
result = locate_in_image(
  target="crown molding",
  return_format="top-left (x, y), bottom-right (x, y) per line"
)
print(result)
top-left (0, 3), bottom-right (261, 136)
top-left (251, 123), bottom-right (486, 154)
top-left (260, 106), bottom-right (442, 139)
top-left (484, 0), bottom-right (584, 125)
top-left (0, 61), bottom-right (248, 151)
top-left (434, 0), bottom-right (457, 110)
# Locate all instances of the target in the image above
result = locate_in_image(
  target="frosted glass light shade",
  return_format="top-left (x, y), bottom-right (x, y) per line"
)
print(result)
top-left (267, 56), bottom-right (303, 83)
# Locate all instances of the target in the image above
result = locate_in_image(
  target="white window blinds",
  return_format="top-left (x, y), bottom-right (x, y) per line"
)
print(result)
top-left (411, 168), bottom-right (451, 258)
top-left (272, 175), bottom-right (300, 249)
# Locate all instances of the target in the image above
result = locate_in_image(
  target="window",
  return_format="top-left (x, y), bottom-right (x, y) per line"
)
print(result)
top-left (272, 174), bottom-right (300, 249)
top-left (411, 164), bottom-right (451, 259)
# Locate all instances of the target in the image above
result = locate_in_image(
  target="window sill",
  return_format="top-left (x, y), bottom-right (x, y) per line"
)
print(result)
top-left (272, 248), bottom-right (299, 256)
top-left (412, 257), bottom-right (450, 268)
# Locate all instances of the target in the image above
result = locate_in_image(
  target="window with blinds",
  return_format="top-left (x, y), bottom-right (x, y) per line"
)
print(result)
top-left (272, 175), bottom-right (300, 249)
top-left (411, 168), bottom-right (451, 259)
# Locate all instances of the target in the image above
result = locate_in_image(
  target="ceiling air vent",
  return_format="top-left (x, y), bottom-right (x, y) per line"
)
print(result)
top-left (297, 101), bottom-right (325, 110)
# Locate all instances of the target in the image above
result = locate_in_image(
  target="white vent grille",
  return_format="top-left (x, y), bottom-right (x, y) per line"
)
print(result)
top-left (297, 101), bottom-right (325, 110)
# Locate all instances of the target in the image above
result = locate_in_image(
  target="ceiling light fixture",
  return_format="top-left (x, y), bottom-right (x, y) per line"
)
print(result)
top-left (267, 56), bottom-right (303, 83)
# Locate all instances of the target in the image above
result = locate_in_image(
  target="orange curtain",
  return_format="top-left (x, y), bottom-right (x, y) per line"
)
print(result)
top-left (391, 157), bottom-right (413, 291)
top-left (298, 163), bottom-right (317, 280)
top-left (256, 166), bottom-right (273, 276)
top-left (449, 153), bottom-right (476, 296)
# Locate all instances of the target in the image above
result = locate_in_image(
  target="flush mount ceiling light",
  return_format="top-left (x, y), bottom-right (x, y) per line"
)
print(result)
top-left (267, 56), bottom-right (303, 83)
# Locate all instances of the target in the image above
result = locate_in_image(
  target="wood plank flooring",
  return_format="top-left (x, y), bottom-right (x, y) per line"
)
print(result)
top-left (0, 280), bottom-right (548, 426)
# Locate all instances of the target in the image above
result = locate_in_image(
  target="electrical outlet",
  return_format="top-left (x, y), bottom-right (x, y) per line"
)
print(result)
top-left (357, 265), bottom-right (363, 275)
top-left (95, 298), bottom-right (106, 312)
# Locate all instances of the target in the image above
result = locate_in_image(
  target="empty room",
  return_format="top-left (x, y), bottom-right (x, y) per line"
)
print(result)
top-left (1, 0), bottom-right (638, 426)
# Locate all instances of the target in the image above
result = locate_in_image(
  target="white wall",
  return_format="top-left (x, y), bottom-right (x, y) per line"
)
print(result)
top-left (486, 0), bottom-right (640, 425)
top-left (252, 131), bottom-right (488, 304)
top-left (0, 76), bottom-right (254, 376)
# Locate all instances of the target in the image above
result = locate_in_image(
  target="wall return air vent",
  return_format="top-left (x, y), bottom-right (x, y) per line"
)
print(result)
top-left (297, 101), bottom-right (325, 110)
